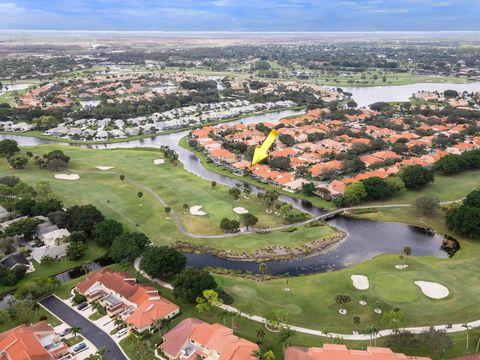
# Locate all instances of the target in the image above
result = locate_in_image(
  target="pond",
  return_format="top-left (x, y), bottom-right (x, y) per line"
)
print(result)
top-left (0, 109), bottom-right (458, 275)
top-left (341, 82), bottom-right (480, 107)
top-left (185, 218), bottom-right (453, 275)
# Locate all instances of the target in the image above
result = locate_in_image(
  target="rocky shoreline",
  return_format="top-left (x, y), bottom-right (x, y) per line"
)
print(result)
top-left (173, 226), bottom-right (347, 262)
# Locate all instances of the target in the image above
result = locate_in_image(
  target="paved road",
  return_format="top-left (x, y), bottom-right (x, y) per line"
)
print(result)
top-left (40, 296), bottom-right (128, 360)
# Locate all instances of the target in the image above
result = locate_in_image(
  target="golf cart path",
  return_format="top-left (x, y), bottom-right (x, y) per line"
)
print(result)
top-left (133, 257), bottom-right (479, 341)
top-left (71, 168), bottom-right (463, 239)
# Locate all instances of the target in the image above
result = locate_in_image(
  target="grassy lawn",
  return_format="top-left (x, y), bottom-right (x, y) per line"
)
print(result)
top-left (366, 170), bottom-right (480, 206)
top-left (64, 335), bottom-right (84, 346)
top-left (88, 311), bottom-right (105, 321)
top-left (0, 242), bottom-right (107, 295)
top-left (0, 306), bottom-right (62, 332)
top-left (0, 145), bottom-right (337, 256)
top-left (216, 206), bottom-right (480, 334)
top-left (63, 263), bottom-right (479, 360)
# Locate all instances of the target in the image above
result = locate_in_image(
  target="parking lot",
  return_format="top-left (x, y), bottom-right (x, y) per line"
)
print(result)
top-left (40, 296), bottom-right (129, 360)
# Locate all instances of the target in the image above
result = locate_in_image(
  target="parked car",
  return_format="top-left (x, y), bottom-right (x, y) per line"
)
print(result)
top-left (116, 328), bottom-right (128, 338)
top-left (77, 302), bottom-right (88, 310)
top-left (58, 327), bottom-right (71, 337)
top-left (73, 343), bottom-right (87, 352)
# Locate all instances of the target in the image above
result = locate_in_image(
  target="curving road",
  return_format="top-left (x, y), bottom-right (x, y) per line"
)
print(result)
top-left (73, 165), bottom-right (467, 239)
top-left (40, 296), bottom-right (129, 360)
top-left (133, 258), bottom-right (479, 341)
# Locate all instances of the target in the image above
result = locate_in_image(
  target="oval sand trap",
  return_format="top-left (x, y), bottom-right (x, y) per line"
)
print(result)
top-left (154, 159), bottom-right (165, 165)
top-left (96, 166), bottom-right (114, 170)
top-left (415, 281), bottom-right (449, 299)
top-left (233, 207), bottom-right (249, 215)
top-left (55, 174), bottom-right (80, 181)
top-left (351, 275), bottom-right (369, 290)
top-left (190, 205), bottom-right (207, 216)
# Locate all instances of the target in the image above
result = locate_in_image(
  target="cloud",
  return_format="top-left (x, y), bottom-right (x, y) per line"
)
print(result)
top-left (0, 0), bottom-right (479, 31)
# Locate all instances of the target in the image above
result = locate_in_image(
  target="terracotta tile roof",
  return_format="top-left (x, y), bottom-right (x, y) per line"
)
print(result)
top-left (360, 154), bottom-right (383, 166)
top-left (76, 269), bottom-right (179, 330)
top-left (161, 318), bottom-right (258, 360)
top-left (309, 160), bottom-right (343, 176)
top-left (125, 297), bottom-right (178, 330)
top-left (285, 345), bottom-right (431, 360)
top-left (209, 148), bottom-right (237, 161)
top-left (160, 318), bottom-right (204, 357)
top-left (270, 147), bottom-right (298, 157)
top-left (0, 321), bottom-right (61, 360)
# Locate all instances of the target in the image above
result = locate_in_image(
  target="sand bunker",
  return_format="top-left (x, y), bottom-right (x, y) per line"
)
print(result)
top-left (54, 174), bottom-right (80, 181)
top-left (395, 264), bottom-right (409, 270)
top-left (415, 281), bottom-right (449, 299)
top-left (233, 207), bottom-right (249, 215)
top-left (153, 159), bottom-right (165, 165)
top-left (190, 205), bottom-right (207, 216)
top-left (351, 275), bottom-right (369, 290)
top-left (96, 166), bottom-right (114, 170)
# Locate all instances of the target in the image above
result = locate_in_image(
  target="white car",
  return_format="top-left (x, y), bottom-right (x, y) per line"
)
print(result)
top-left (116, 328), bottom-right (128, 338)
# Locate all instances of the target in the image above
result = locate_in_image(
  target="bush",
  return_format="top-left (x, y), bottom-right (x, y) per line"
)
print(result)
top-left (400, 165), bottom-right (434, 189)
top-left (140, 246), bottom-right (186, 279)
top-left (172, 267), bottom-right (217, 303)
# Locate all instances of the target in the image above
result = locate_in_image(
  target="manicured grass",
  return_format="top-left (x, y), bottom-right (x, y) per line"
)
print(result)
top-left (216, 209), bottom-right (480, 333)
top-left (0, 307), bottom-right (62, 332)
top-left (0, 145), bottom-right (337, 256)
top-left (64, 335), bottom-right (83, 346)
top-left (88, 311), bottom-right (105, 321)
top-left (367, 170), bottom-right (480, 206)
top-left (70, 263), bottom-right (479, 360)
top-left (0, 243), bottom-right (107, 295)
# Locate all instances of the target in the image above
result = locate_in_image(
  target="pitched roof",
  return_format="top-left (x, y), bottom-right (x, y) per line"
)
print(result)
top-left (285, 345), bottom-right (431, 360)
top-left (0, 321), bottom-right (58, 360)
top-left (161, 318), bottom-right (258, 360)
top-left (76, 268), bottom-right (157, 306)
top-left (125, 297), bottom-right (178, 330)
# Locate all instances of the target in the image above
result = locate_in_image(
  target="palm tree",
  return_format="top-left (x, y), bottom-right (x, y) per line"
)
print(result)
top-left (259, 262), bottom-right (268, 276)
top-left (402, 246), bottom-right (412, 265)
top-left (278, 327), bottom-right (294, 352)
top-left (165, 206), bottom-right (171, 218)
top-left (160, 317), bottom-right (172, 334)
top-left (81, 262), bottom-right (90, 275)
top-left (463, 324), bottom-right (470, 350)
top-left (363, 325), bottom-right (379, 346)
top-left (211, 181), bottom-right (217, 190)
top-left (119, 174), bottom-right (125, 186)
top-left (137, 192), bottom-right (143, 206)
top-left (95, 347), bottom-right (107, 360)
top-left (220, 309), bottom-right (230, 326)
top-left (71, 326), bottom-right (82, 337)
top-left (113, 318), bottom-right (125, 328)
top-left (475, 329), bottom-right (480, 353)
top-left (256, 326), bottom-right (266, 343)
top-left (183, 203), bottom-right (189, 214)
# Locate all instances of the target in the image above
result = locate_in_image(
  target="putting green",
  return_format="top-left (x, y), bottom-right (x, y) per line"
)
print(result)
top-left (371, 272), bottom-right (419, 303)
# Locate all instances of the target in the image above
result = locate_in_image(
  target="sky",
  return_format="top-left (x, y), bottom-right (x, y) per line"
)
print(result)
top-left (1, 0), bottom-right (480, 32)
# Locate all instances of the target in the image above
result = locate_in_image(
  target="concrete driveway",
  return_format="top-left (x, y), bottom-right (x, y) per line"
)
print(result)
top-left (40, 296), bottom-right (129, 360)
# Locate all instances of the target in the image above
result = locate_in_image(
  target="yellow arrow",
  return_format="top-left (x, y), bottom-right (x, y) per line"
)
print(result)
top-left (251, 128), bottom-right (279, 166)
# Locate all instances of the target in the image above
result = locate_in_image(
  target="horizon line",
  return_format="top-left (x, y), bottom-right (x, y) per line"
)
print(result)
top-left (1, 30), bottom-right (480, 34)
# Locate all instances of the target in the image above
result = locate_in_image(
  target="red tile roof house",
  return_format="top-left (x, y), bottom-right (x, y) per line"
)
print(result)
top-left (285, 344), bottom-right (431, 360)
top-left (75, 269), bottom-right (179, 333)
top-left (208, 148), bottom-right (237, 164)
top-left (158, 318), bottom-right (259, 360)
top-left (0, 321), bottom-right (70, 360)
